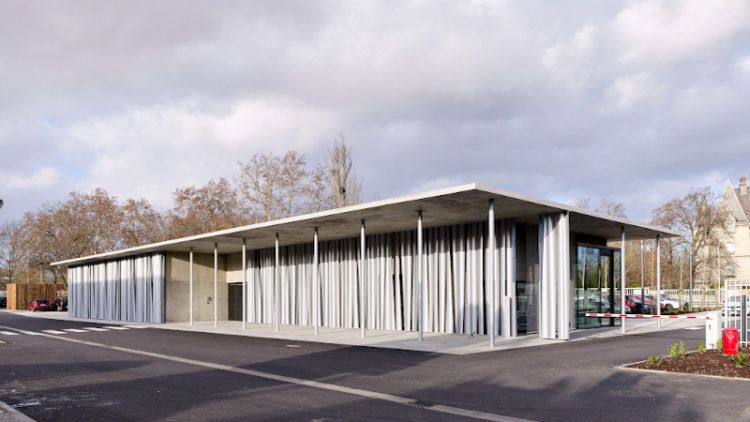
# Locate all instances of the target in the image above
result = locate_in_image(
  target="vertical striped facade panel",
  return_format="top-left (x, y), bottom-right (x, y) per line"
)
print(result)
top-left (245, 220), bottom-right (516, 335)
top-left (67, 253), bottom-right (165, 323)
top-left (538, 213), bottom-right (570, 339)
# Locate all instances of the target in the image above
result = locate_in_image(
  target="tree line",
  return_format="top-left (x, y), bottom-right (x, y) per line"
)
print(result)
top-left (578, 188), bottom-right (731, 292)
top-left (0, 136), bottom-right (361, 285)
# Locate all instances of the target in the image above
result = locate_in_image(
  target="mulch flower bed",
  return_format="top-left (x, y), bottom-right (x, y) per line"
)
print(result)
top-left (629, 347), bottom-right (750, 379)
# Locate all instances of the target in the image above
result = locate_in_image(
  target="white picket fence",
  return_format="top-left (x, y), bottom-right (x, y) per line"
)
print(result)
top-left (724, 281), bottom-right (750, 346)
top-left (623, 288), bottom-right (725, 308)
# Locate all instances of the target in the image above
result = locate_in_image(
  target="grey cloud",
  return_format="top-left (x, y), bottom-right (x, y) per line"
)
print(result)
top-left (0, 0), bottom-right (749, 225)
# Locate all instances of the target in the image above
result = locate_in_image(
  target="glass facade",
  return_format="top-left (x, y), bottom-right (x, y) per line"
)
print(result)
top-left (575, 245), bottom-right (621, 329)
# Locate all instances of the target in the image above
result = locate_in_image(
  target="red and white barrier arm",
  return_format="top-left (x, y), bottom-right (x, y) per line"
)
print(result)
top-left (584, 313), bottom-right (713, 320)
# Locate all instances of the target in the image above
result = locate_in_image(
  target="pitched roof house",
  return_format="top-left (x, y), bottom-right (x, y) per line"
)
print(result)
top-left (721, 177), bottom-right (750, 281)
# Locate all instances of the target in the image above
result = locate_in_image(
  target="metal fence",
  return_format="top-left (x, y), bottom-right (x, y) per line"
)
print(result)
top-left (623, 288), bottom-right (725, 308)
top-left (724, 280), bottom-right (750, 346)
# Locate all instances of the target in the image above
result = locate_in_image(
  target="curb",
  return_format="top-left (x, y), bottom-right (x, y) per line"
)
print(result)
top-left (0, 401), bottom-right (35, 422)
top-left (616, 364), bottom-right (750, 382)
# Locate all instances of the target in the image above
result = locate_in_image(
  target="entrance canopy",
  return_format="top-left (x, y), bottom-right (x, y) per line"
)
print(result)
top-left (52, 183), bottom-right (680, 267)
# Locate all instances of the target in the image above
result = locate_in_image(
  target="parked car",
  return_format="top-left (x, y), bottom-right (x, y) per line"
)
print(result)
top-left (625, 294), bottom-right (653, 314)
top-left (28, 299), bottom-right (50, 312)
top-left (723, 296), bottom-right (750, 316)
top-left (659, 294), bottom-right (687, 312)
top-left (0, 296), bottom-right (6, 308)
top-left (50, 297), bottom-right (68, 312)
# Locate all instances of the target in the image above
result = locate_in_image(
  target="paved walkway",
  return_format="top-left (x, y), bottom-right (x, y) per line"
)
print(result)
top-left (5, 310), bottom-right (713, 355)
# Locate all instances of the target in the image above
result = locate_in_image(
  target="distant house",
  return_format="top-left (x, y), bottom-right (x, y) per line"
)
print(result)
top-left (721, 177), bottom-right (750, 282)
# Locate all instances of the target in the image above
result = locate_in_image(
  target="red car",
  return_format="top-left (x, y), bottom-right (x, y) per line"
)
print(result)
top-left (28, 299), bottom-right (50, 312)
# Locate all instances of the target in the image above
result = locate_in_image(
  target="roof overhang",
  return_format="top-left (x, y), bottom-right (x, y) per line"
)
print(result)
top-left (52, 183), bottom-right (681, 267)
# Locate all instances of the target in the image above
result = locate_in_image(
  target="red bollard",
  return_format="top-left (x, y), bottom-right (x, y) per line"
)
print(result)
top-left (723, 327), bottom-right (739, 356)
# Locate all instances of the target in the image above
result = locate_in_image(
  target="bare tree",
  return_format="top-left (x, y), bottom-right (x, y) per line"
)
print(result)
top-left (596, 199), bottom-right (627, 218)
top-left (167, 177), bottom-right (245, 237)
top-left (328, 134), bottom-right (361, 207)
top-left (0, 220), bottom-right (28, 284)
top-left (236, 153), bottom-right (284, 221)
top-left (576, 197), bottom-right (626, 218)
top-left (120, 199), bottom-right (167, 247)
top-left (651, 187), bottom-right (731, 289)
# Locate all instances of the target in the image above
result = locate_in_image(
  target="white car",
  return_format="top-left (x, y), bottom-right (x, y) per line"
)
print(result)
top-left (659, 295), bottom-right (683, 312)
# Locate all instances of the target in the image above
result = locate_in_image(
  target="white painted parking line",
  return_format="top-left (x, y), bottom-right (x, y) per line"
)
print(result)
top-left (104, 326), bottom-right (129, 330)
top-left (41, 330), bottom-right (66, 335)
top-left (0, 331), bottom-right (18, 336)
top-left (6, 327), bottom-right (530, 422)
top-left (83, 327), bottom-right (109, 332)
top-left (63, 328), bottom-right (88, 333)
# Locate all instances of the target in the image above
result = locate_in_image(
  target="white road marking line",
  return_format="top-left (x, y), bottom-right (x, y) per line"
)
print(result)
top-left (41, 330), bottom-right (66, 335)
top-left (83, 327), bottom-right (109, 332)
top-left (18, 331), bottom-right (43, 336)
top-left (0, 327), bottom-right (530, 422)
top-left (63, 328), bottom-right (88, 333)
top-left (683, 327), bottom-right (702, 331)
top-left (124, 325), bottom-right (149, 329)
top-left (104, 326), bottom-right (129, 330)
top-left (0, 331), bottom-right (18, 336)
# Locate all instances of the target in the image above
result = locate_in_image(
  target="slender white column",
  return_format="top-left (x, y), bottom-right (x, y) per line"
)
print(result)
top-left (213, 242), bottom-right (218, 328)
top-left (656, 234), bottom-right (661, 329)
top-left (640, 240), bottom-right (645, 314)
top-left (313, 227), bottom-right (319, 335)
top-left (275, 233), bottom-right (280, 332)
top-left (242, 238), bottom-right (247, 330)
top-left (360, 220), bottom-right (367, 339)
top-left (488, 200), bottom-right (496, 347)
top-left (189, 247), bottom-right (194, 327)
top-left (417, 211), bottom-right (424, 342)
top-left (620, 227), bottom-right (626, 333)
top-left (688, 242), bottom-right (693, 310)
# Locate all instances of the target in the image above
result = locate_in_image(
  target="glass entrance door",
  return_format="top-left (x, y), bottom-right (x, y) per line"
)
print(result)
top-left (575, 245), bottom-right (621, 329)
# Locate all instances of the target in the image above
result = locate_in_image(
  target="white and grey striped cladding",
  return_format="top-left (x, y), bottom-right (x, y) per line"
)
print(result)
top-left (245, 220), bottom-right (516, 336)
top-left (538, 212), bottom-right (570, 340)
top-left (67, 253), bottom-right (165, 323)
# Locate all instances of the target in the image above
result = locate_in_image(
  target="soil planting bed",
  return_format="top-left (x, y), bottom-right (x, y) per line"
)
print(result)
top-left (629, 348), bottom-right (750, 379)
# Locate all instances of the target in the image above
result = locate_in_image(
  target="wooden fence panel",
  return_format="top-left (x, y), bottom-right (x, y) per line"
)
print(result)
top-left (5, 284), bottom-right (66, 310)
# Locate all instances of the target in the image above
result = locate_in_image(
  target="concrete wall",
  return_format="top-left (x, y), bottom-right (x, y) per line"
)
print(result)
top-left (165, 252), bottom-right (228, 322)
top-left (225, 253), bottom-right (244, 283)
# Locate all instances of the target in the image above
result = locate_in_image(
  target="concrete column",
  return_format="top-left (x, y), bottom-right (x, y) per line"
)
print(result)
top-left (621, 227), bottom-right (626, 333)
top-left (656, 234), bottom-right (661, 329)
top-left (417, 210), bottom-right (423, 342)
top-left (275, 233), bottom-right (280, 332)
top-left (314, 227), bottom-right (319, 335)
top-left (488, 199), bottom-right (496, 347)
top-left (242, 239), bottom-right (247, 330)
top-left (189, 247), bottom-right (194, 327)
top-left (214, 242), bottom-right (218, 328)
top-left (360, 220), bottom-right (367, 339)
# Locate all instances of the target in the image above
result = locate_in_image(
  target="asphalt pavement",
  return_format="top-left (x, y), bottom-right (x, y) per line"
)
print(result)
top-left (0, 312), bottom-right (748, 421)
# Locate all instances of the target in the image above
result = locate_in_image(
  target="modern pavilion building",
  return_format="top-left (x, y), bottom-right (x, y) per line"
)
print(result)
top-left (52, 184), bottom-right (679, 344)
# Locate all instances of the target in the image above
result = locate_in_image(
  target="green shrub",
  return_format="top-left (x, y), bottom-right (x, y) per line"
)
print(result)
top-left (697, 342), bottom-right (706, 354)
top-left (715, 339), bottom-right (723, 352)
top-left (647, 355), bottom-right (664, 366)
top-left (668, 341), bottom-right (686, 358)
top-left (730, 351), bottom-right (748, 367)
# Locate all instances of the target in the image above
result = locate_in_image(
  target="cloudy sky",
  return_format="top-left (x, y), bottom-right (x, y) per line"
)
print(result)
top-left (1, 0), bottom-right (749, 223)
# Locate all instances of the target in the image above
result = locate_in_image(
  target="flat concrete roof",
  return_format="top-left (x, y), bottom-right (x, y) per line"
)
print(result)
top-left (52, 183), bottom-right (681, 267)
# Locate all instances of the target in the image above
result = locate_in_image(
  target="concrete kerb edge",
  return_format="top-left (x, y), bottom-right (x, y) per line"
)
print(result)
top-left (0, 401), bottom-right (36, 422)
top-left (616, 363), bottom-right (750, 382)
